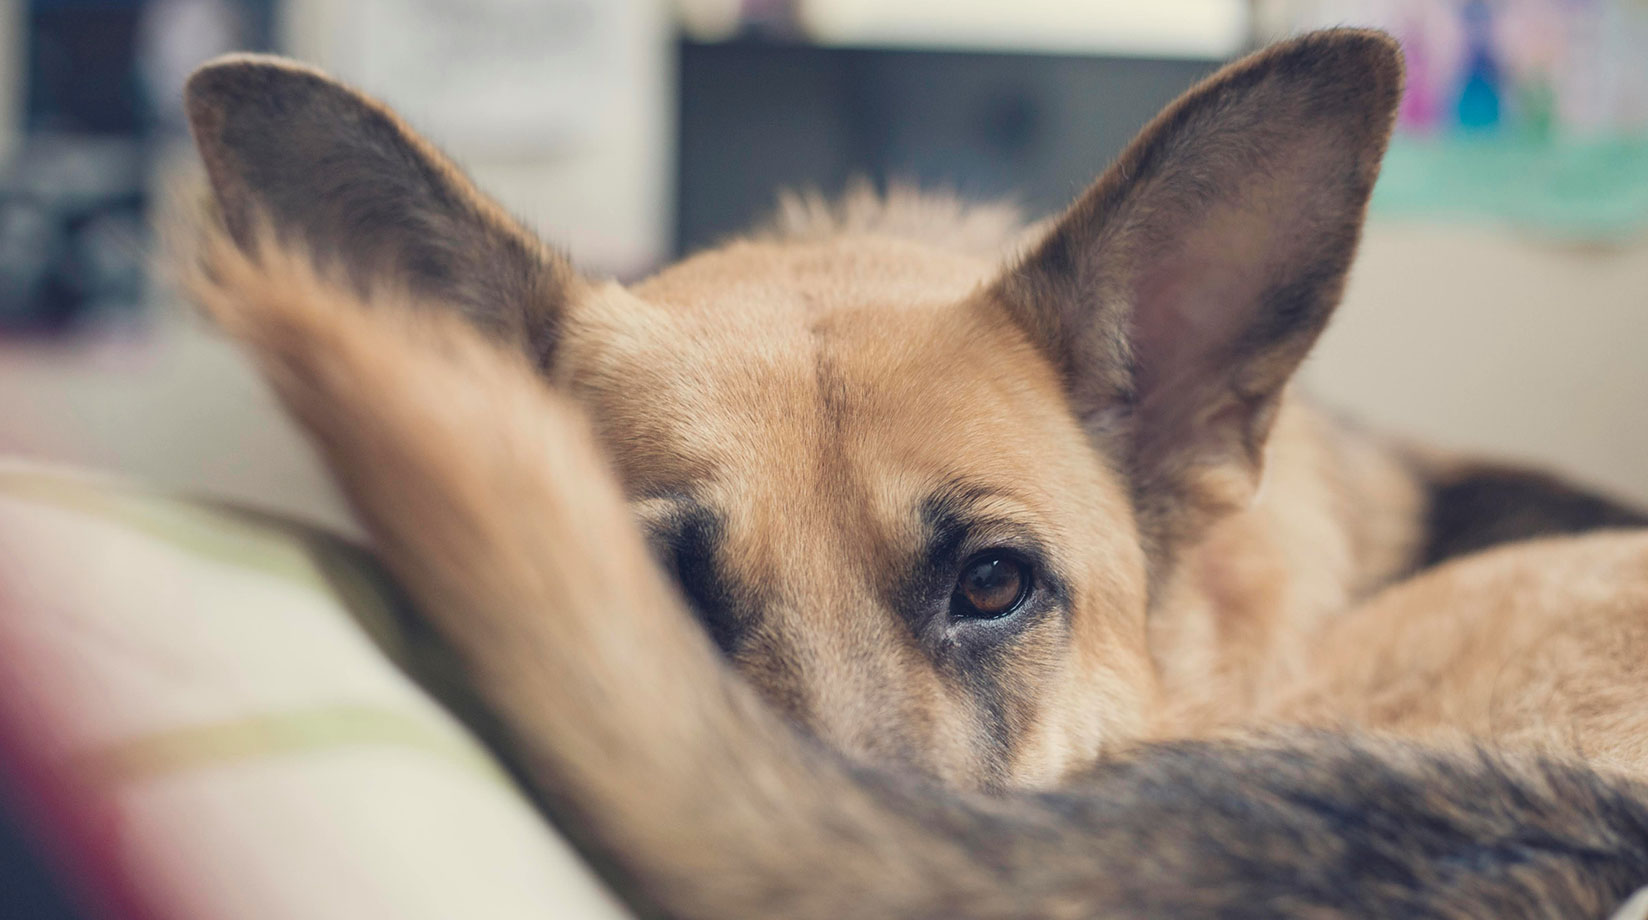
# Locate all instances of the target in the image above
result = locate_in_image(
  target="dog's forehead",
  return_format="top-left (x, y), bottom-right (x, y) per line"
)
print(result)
top-left (563, 236), bottom-right (1076, 507)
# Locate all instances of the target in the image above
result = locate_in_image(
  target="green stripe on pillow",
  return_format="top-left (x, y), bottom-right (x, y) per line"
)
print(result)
top-left (69, 704), bottom-right (509, 787)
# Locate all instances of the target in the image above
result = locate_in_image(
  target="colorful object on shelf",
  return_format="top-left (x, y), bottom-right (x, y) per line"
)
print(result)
top-left (1454, 0), bottom-right (1502, 130)
top-left (1394, 13), bottom-right (1440, 131)
top-left (1269, 0), bottom-right (1648, 239)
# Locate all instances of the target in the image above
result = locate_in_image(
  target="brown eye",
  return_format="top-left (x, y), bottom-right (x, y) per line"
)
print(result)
top-left (952, 552), bottom-right (1031, 619)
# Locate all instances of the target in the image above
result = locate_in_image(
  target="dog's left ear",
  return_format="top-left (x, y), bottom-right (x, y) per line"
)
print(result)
top-left (990, 30), bottom-right (1402, 555)
top-left (185, 55), bottom-right (578, 365)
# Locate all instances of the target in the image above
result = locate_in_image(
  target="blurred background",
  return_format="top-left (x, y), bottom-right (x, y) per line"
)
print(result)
top-left (0, 0), bottom-right (1645, 539)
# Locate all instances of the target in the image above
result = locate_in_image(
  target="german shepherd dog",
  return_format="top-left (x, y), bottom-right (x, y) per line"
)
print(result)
top-left (176, 29), bottom-right (1648, 918)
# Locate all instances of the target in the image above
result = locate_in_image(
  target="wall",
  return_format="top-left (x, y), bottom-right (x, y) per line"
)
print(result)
top-left (1307, 222), bottom-right (1648, 504)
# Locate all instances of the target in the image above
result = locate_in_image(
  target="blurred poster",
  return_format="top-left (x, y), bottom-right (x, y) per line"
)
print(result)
top-left (1261, 0), bottom-right (1648, 240)
top-left (341, 0), bottom-right (626, 155)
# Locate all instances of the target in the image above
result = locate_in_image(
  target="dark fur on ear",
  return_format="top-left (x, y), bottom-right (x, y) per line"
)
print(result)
top-left (990, 30), bottom-right (1403, 563)
top-left (185, 54), bottom-right (579, 367)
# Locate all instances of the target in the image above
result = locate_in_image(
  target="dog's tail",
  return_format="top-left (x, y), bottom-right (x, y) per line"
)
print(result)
top-left (178, 222), bottom-right (1648, 920)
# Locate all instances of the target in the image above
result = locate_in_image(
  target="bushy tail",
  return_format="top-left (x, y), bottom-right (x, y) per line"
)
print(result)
top-left (178, 220), bottom-right (1648, 920)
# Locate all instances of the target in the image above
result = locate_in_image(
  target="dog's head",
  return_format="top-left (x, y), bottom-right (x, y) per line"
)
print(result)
top-left (184, 31), bottom-right (1400, 789)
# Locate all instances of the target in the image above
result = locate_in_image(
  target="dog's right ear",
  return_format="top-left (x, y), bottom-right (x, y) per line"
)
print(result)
top-left (184, 55), bottom-right (578, 366)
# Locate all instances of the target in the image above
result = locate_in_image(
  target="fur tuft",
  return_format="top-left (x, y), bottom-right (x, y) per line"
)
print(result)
top-left (760, 179), bottom-right (1034, 256)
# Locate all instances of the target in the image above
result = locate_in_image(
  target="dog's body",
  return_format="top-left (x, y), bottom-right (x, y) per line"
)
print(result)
top-left (173, 30), bottom-right (1648, 917)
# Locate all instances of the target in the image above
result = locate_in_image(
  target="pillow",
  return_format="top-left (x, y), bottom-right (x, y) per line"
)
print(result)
top-left (0, 462), bottom-right (631, 920)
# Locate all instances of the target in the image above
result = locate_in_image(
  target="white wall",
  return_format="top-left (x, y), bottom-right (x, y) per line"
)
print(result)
top-left (1306, 222), bottom-right (1648, 503)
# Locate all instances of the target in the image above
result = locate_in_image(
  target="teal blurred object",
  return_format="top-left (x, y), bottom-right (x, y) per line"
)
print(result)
top-left (1373, 135), bottom-right (1648, 241)
top-left (1453, 0), bottom-right (1501, 132)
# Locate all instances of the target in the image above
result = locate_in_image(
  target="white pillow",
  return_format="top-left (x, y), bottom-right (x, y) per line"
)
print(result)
top-left (0, 462), bottom-right (631, 920)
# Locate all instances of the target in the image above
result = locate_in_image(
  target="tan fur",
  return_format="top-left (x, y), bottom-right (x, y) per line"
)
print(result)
top-left (1264, 530), bottom-right (1648, 774)
top-left (173, 27), bottom-right (1644, 786)
top-left (169, 28), bottom-right (1648, 916)
top-left (560, 220), bottom-right (1431, 781)
top-left (1149, 402), bottom-right (1429, 732)
top-left (179, 228), bottom-right (906, 917)
top-left (176, 210), bottom-right (1648, 920)
top-left (560, 231), bottom-right (1156, 785)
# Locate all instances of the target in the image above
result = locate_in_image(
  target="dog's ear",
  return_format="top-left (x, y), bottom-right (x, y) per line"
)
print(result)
top-left (184, 54), bottom-right (577, 366)
top-left (990, 30), bottom-right (1402, 557)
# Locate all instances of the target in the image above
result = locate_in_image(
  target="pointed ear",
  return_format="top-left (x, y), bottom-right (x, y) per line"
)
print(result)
top-left (184, 54), bottom-right (578, 366)
top-left (990, 29), bottom-right (1402, 554)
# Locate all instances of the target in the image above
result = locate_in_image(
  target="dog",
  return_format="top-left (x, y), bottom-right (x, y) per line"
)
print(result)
top-left (175, 29), bottom-right (1648, 918)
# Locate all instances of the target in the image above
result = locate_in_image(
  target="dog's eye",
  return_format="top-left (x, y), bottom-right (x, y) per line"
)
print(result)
top-left (951, 552), bottom-right (1032, 619)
